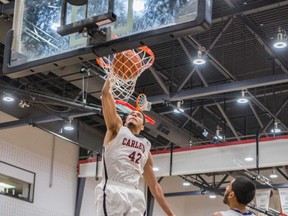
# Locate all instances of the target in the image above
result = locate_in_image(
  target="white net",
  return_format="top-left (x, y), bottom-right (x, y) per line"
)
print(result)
top-left (136, 93), bottom-right (151, 111)
top-left (97, 46), bottom-right (154, 101)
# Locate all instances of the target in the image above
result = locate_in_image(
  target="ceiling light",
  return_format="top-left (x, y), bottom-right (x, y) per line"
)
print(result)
top-left (173, 101), bottom-right (184, 113)
top-left (237, 90), bottom-right (248, 104)
top-left (213, 135), bottom-right (223, 140)
top-left (273, 26), bottom-right (287, 49)
top-left (271, 121), bottom-right (281, 134)
top-left (153, 167), bottom-right (159, 171)
top-left (182, 181), bottom-right (191, 186)
top-left (63, 120), bottom-right (74, 131)
top-left (270, 169), bottom-right (278, 179)
top-left (209, 194), bottom-right (217, 199)
top-left (193, 47), bottom-right (206, 65)
top-left (173, 108), bottom-right (184, 113)
top-left (237, 98), bottom-right (248, 103)
top-left (0, 182), bottom-right (15, 189)
top-left (2, 95), bottom-right (15, 102)
top-left (214, 125), bottom-right (223, 140)
top-left (271, 128), bottom-right (281, 133)
top-left (245, 157), bottom-right (254, 162)
top-left (272, 128), bottom-right (281, 133)
top-left (193, 58), bottom-right (206, 65)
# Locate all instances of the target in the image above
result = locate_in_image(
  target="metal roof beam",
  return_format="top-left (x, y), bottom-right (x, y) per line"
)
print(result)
top-left (225, 0), bottom-right (288, 74)
top-left (178, 26), bottom-right (240, 140)
top-left (215, 103), bottom-right (239, 140)
top-left (216, 174), bottom-right (229, 189)
top-left (162, 87), bottom-right (288, 114)
top-left (260, 96), bottom-right (288, 135)
top-left (148, 73), bottom-right (288, 104)
top-left (176, 19), bottom-right (233, 91)
top-left (248, 101), bottom-right (267, 136)
top-left (196, 69), bottom-right (240, 140)
top-left (169, 103), bottom-right (214, 136)
top-left (166, 33), bottom-right (288, 132)
top-left (0, 111), bottom-right (96, 130)
top-left (177, 38), bottom-right (238, 138)
top-left (213, 0), bottom-right (288, 24)
top-left (248, 93), bottom-right (288, 132)
top-left (239, 16), bottom-right (288, 74)
top-left (149, 66), bottom-right (170, 95)
top-left (213, 0), bottom-right (288, 133)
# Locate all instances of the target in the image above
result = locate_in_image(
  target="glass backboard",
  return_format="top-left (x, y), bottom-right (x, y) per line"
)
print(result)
top-left (3, 0), bottom-right (212, 77)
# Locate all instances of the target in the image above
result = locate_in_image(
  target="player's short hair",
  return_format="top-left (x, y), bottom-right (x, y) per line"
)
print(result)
top-left (232, 176), bottom-right (256, 205)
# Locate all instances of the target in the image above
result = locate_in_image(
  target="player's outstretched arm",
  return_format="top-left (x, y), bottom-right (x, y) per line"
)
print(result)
top-left (101, 78), bottom-right (122, 141)
top-left (143, 153), bottom-right (176, 216)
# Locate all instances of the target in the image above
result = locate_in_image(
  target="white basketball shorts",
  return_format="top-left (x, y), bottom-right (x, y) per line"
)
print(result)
top-left (95, 180), bottom-right (146, 216)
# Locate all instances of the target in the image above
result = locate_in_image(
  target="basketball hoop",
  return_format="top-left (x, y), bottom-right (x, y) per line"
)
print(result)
top-left (115, 93), bottom-right (155, 124)
top-left (115, 93), bottom-right (155, 125)
top-left (96, 46), bottom-right (154, 101)
top-left (136, 93), bottom-right (151, 112)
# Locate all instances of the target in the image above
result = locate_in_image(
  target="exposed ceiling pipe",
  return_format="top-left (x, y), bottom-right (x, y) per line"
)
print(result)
top-left (0, 84), bottom-right (101, 113)
top-left (0, 111), bottom-right (96, 130)
top-left (148, 73), bottom-right (288, 104)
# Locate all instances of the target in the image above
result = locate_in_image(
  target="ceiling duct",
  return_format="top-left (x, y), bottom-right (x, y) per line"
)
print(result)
top-left (157, 124), bottom-right (170, 135)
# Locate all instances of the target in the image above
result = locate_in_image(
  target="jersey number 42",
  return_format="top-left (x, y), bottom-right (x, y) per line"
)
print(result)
top-left (128, 151), bottom-right (142, 164)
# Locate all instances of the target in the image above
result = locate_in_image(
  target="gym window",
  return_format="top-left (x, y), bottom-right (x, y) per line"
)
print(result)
top-left (0, 161), bottom-right (35, 203)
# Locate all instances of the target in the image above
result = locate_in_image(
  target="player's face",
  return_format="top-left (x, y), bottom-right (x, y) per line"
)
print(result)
top-left (223, 179), bottom-right (234, 205)
top-left (126, 111), bottom-right (144, 128)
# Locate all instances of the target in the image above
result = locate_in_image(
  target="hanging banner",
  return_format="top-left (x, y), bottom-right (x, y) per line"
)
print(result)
top-left (256, 189), bottom-right (271, 216)
top-left (279, 188), bottom-right (288, 214)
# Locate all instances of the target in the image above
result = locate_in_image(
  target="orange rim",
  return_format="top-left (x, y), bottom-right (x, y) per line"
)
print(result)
top-left (96, 46), bottom-right (155, 68)
top-left (136, 93), bottom-right (147, 111)
top-left (138, 46), bottom-right (155, 65)
top-left (96, 57), bottom-right (109, 68)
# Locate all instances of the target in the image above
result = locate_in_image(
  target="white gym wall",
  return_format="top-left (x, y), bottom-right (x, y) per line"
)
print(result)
top-left (0, 111), bottom-right (79, 216)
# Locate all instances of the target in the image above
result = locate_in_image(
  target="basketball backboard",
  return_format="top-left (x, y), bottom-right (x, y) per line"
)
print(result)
top-left (3, 0), bottom-right (212, 77)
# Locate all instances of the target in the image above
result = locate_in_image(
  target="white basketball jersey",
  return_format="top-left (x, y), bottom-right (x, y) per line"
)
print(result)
top-left (102, 126), bottom-right (151, 188)
top-left (219, 210), bottom-right (256, 216)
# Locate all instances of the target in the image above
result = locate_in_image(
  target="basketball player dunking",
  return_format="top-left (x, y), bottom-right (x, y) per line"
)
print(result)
top-left (95, 78), bottom-right (176, 216)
